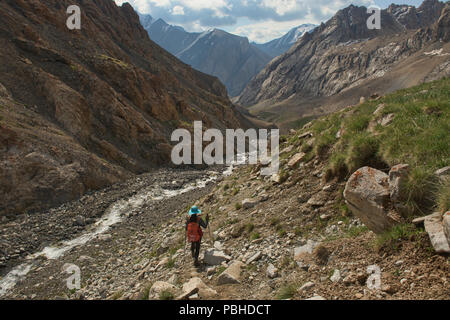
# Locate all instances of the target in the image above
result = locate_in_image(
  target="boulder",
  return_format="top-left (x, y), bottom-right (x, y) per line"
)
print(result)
top-left (217, 261), bottom-right (244, 285)
top-left (344, 167), bottom-right (401, 234)
top-left (182, 277), bottom-right (217, 299)
top-left (287, 152), bottom-right (306, 168)
top-left (424, 212), bottom-right (450, 254)
top-left (203, 249), bottom-right (231, 266)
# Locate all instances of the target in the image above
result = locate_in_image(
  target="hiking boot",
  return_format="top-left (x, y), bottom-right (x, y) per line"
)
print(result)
top-left (194, 259), bottom-right (200, 267)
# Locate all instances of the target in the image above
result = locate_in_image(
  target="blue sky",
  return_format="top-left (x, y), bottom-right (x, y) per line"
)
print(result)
top-left (114, 0), bottom-right (428, 43)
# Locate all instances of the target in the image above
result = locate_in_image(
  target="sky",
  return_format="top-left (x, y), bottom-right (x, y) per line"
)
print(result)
top-left (113, 0), bottom-right (426, 43)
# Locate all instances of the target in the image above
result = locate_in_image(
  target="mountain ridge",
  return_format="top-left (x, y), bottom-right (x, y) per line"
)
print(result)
top-left (237, 0), bottom-right (450, 130)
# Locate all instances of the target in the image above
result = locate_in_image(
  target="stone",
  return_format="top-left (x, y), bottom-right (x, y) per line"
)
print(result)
top-left (182, 277), bottom-right (217, 299)
top-left (305, 295), bottom-right (326, 300)
top-left (424, 212), bottom-right (450, 253)
top-left (435, 166), bottom-right (450, 178)
top-left (307, 194), bottom-right (325, 207)
top-left (287, 152), bottom-right (306, 168)
top-left (330, 269), bottom-right (341, 283)
top-left (203, 249), bottom-right (231, 266)
top-left (294, 240), bottom-right (319, 267)
top-left (270, 173), bottom-right (281, 184)
top-left (344, 167), bottom-right (401, 234)
top-left (213, 241), bottom-right (223, 250)
top-left (266, 264), bottom-right (279, 279)
top-left (242, 198), bottom-right (258, 209)
top-left (217, 261), bottom-right (244, 285)
top-left (247, 251), bottom-right (262, 264)
top-left (150, 281), bottom-right (178, 297)
top-left (299, 281), bottom-right (315, 291)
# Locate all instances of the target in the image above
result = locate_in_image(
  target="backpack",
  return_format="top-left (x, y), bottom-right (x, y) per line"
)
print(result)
top-left (187, 218), bottom-right (203, 242)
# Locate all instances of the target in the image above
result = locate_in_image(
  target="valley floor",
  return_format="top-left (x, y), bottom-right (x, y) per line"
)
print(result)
top-left (1, 161), bottom-right (448, 300)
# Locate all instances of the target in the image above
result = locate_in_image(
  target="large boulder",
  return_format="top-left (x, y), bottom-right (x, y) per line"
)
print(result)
top-left (424, 212), bottom-right (450, 254)
top-left (217, 261), bottom-right (244, 285)
top-left (203, 249), bottom-right (231, 266)
top-left (182, 277), bottom-right (217, 299)
top-left (344, 167), bottom-right (401, 234)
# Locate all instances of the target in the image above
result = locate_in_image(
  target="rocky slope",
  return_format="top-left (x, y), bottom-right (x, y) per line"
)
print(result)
top-left (253, 24), bottom-right (317, 58)
top-left (139, 15), bottom-right (272, 97)
top-left (238, 0), bottom-right (450, 130)
top-left (1, 79), bottom-right (448, 300)
top-left (0, 0), bottom-right (252, 218)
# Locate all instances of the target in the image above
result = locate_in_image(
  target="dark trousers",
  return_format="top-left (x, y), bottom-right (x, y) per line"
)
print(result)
top-left (190, 238), bottom-right (201, 261)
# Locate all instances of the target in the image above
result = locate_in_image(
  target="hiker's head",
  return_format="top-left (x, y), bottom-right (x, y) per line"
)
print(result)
top-left (188, 206), bottom-right (201, 216)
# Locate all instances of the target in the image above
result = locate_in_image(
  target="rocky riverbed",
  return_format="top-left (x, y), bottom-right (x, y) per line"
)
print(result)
top-left (0, 167), bottom-right (222, 298)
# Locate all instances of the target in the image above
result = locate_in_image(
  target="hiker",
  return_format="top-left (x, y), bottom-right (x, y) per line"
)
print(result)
top-left (185, 206), bottom-right (209, 266)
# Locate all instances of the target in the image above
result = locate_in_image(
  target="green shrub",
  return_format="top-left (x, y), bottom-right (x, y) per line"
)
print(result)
top-left (276, 284), bottom-right (296, 300)
top-left (375, 224), bottom-right (423, 250)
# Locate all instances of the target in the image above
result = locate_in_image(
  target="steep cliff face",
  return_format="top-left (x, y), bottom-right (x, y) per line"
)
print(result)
top-left (0, 0), bottom-right (250, 217)
top-left (238, 0), bottom-right (448, 109)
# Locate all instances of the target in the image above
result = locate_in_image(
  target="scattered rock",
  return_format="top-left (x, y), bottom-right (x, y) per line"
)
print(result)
top-left (330, 269), bottom-right (341, 283)
top-left (266, 264), bottom-right (279, 279)
top-left (150, 281), bottom-right (179, 298)
top-left (287, 153), bottom-right (306, 168)
top-left (305, 295), bottom-right (326, 300)
top-left (299, 281), bottom-right (315, 291)
top-left (247, 251), bottom-right (262, 264)
top-left (242, 198), bottom-right (258, 209)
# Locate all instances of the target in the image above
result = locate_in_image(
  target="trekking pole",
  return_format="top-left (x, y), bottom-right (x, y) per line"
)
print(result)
top-left (207, 216), bottom-right (214, 245)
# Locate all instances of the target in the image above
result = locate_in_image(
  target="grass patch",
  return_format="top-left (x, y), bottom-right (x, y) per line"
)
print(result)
top-left (276, 284), bottom-right (297, 300)
top-left (346, 225), bottom-right (369, 238)
top-left (235, 202), bottom-right (242, 210)
top-left (374, 224), bottom-right (424, 250)
top-left (308, 78), bottom-right (449, 214)
top-left (250, 232), bottom-right (261, 240)
top-left (216, 266), bottom-right (226, 275)
top-left (159, 290), bottom-right (174, 300)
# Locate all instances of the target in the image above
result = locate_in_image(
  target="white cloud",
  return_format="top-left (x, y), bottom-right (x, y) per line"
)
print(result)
top-left (114, 0), bottom-right (396, 42)
top-left (172, 5), bottom-right (185, 15)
